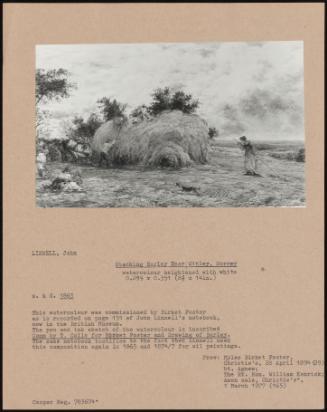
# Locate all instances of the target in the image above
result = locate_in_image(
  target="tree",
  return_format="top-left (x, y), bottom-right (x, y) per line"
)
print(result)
top-left (36, 108), bottom-right (51, 139)
top-left (170, 90), bottom-right (199, 114)
top-left (147, 87), bottom-right (199, 116)
top-left (208, 127), bottom-right (218, 139)
top-left (85, 113), bottom-right (103, 137)
top-left (36, 68), bottom-right (75, 105)
top-left (146, 87), bottom-right (171, 115)
top-left (68, 113), bottom-right (103, 143)
top-left (97, 97), bottom-right (127, 122)
top-left (36, 68), bottom-right (76, 142)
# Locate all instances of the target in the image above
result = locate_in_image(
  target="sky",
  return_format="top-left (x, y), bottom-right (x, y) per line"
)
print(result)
top-left (36, 41), bottom-right (304, 140)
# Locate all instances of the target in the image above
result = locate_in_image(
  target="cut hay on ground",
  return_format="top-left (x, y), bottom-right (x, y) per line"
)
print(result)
top-left (91, 110), bottom-right (209, 168)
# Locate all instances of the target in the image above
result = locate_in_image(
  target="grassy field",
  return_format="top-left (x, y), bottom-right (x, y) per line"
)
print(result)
top-left (36, 140), bottom-right (305, 208)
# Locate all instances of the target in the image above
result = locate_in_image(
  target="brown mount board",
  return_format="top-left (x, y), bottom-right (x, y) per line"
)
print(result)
top-left (3, 3), bottom-right (324, 410)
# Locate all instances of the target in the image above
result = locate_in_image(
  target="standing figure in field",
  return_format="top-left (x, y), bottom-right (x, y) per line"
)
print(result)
top-left (237, 136), bottom-right (260, 176)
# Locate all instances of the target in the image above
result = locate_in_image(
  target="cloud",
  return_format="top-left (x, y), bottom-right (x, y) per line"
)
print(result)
top-left (36, 41), bottom-right (304, 140)
top-left (252, 59), bottom-right (273, 82)
top-left (247, 42), bottom-right (264, 47)
top-left (169, 82), bottom-right (187, 92)
top-left (216, 83), bottom-right (304, 139)
top-left (198, 48), bottom-right (215, 58)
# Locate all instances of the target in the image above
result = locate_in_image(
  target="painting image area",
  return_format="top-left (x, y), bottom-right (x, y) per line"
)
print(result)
top-left (36, 42), bottom-right (305, 208)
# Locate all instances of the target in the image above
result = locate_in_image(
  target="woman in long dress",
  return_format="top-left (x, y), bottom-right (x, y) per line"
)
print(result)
top-left (237, 136), bottom-right (259, 176)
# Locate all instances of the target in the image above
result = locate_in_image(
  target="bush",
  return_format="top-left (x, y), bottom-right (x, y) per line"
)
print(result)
top-left (97, 98), bottom-right (127, 122)
top-left (129, 105), bottom-right (151, 124)
top-left (47, 144), bottom-right (62, 161)
top-left (147, 87), bottom-right (199, 116)
top-left (69, 113), bottom-right (103, 143)
top-left (296, 148), bottom-right (305, 162)
top-left (208, 127), bottom-right (218, 139)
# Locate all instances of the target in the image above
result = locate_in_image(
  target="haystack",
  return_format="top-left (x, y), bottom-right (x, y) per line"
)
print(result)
top-left (91, 110), bottom-right (209, 168)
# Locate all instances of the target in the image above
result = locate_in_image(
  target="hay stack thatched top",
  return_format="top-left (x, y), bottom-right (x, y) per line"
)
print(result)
top-left (92, 110), bottom-right (209, 168)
